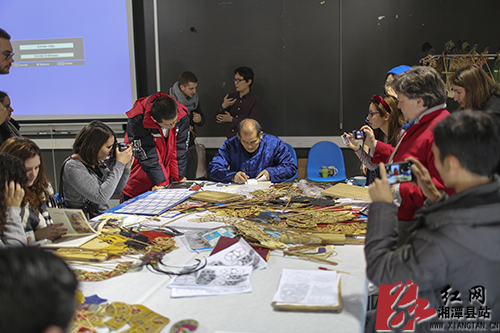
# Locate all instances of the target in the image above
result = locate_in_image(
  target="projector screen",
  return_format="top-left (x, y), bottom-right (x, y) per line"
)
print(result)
top-left (0, 0), bottom-right (136, 121)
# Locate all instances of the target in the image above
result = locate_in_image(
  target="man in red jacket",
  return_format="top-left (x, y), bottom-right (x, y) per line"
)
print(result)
top-left (122, 93), bottom-right (189, 200)
top-left (361, 66), bottom-right (455, 245)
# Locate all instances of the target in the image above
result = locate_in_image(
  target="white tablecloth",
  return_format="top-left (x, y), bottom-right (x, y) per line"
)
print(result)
top-left (79, 232), bottom-right (368, 333)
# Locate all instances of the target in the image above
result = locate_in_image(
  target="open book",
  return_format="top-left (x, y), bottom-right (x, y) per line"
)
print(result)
top-left (45, 208), bottom-right (106, 248)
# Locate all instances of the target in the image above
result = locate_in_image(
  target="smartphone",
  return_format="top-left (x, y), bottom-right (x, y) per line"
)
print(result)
top-left (341, 133), bottom-right (350, 146)
top-left (353, 130), bottom-right (365, 140)
top-left (385, 161), bottom-right (414, 185)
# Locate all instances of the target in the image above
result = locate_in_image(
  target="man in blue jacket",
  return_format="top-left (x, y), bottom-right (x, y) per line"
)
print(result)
top-left (208, 119), bottom-right (297, 183)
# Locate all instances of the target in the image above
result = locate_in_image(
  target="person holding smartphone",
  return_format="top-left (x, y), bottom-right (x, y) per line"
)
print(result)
top-left (362, 66), bottom-right (455, 245)
top-left (365, 111), bottom-right (500, 331)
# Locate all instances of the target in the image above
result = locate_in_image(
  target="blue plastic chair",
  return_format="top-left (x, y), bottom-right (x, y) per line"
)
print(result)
top-left (284, 142), bottom-right (298, 181)
top-left (306, 141), bottom-right (346, 182)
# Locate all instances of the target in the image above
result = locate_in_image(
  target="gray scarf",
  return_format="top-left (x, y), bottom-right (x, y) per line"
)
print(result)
top-left (6, 120), bottom-right (21, 137)
top-left (169, 81), bottom-right (199, 112)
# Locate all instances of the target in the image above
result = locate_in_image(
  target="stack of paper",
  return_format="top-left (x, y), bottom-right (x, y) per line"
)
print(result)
top-left (168, 238), bottom-right (267, 298)
top-left (272, 269), bottom-right (342, 312)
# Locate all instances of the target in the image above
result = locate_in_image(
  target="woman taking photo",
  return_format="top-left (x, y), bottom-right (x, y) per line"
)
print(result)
top-left (344, 95), bottom-right (404, 182)
top-left (61, 120), bottom-right (133, 215)
top-left (451, 64), bottom-right (500, 113)
top-left (366, 66), bottom-right (455, 244)
top-left (0, 137), bottom-right (67, 242)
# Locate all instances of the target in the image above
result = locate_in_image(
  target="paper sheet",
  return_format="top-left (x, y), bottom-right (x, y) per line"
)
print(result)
top-left (169, 265), bottom-right (253, 289)
top-left (208, 238), bottom-right (267, 271)
top-left (273, 269), bottom-right (339, 306)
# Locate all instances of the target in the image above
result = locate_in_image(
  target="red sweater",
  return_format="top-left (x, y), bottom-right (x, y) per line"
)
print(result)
top-left (371, 107), bottom-right (455, 220)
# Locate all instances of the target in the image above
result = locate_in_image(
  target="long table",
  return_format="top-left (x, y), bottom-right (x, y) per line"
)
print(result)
top-left (79, 223), bottom-right (368, 333)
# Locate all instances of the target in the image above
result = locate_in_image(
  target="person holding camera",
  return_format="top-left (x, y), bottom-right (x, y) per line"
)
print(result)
top-left (61, 120), bottom-right (133, 214)
top-left (363, 66), bottom-right (455, 245)
top-left (343, 94), bottom-right (404, 184)
top-left (365, 111), bottom-right (500, 331)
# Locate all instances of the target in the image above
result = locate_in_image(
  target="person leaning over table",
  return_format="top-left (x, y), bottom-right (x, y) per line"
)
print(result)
top-left (362, 66), bottom-right (455, 245)
top-left (208, 118), bottom-right (297, 184)
top-left (364, 110), bottom-right (500, 332)
top-left (0, 137), bottom-right (67, 243)
top-left (122, 93), bottom-right (189, 200)
top-left (61, 121), bottom-right (133, 214)
top-left (0, 152), bottom-right (27, 248)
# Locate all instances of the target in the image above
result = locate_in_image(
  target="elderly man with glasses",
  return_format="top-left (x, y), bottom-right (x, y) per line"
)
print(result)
top-left (0, 28), bottom-right (14, 75)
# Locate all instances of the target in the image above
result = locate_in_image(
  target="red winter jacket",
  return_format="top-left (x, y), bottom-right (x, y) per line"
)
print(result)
top-left (122, 92), bottom-right (189, 198)
top-left (371, 107), bottom-right (455, 221)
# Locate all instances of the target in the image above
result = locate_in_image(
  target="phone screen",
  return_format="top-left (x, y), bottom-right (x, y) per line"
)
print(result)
top-left (385, 161), bottom-right (414, 185)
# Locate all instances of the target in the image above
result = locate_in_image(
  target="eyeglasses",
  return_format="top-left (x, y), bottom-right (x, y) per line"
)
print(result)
top-left (233, 78), bottom-right (245, 83)
top-left (1, 51), bottom-right (14, 60)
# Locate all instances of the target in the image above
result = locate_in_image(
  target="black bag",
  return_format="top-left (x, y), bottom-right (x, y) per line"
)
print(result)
top-left (58, 157), bottom-right (101, 220)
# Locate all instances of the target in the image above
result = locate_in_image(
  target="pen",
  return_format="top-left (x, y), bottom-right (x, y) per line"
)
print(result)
top-left (319, 266), bottom-right (351, 274)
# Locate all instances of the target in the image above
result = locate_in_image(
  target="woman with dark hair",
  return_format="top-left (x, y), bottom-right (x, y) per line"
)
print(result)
top-left (0, 152), bottom-right (27, 247)
top-left (61, 120), bottom-right (133, 214)
top-left (0, 137), bottom-right (67, 242)
top-left (0, 91), bottom-right (21, 147)
top-left (451, 64), bottom-right (500, 114)
top-left (344, 95), bottom-right (404, 179)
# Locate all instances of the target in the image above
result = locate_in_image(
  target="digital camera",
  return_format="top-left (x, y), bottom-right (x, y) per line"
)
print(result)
top-left (353, 130), bottom-right (365, 140)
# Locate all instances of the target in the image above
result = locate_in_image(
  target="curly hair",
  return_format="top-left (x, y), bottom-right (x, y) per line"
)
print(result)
top-left (390, 66), bottom-right (447, 108)
top-left (0, 153), bottom-right (27, 233)
top-left (0, 137), bottom-right (52, 211)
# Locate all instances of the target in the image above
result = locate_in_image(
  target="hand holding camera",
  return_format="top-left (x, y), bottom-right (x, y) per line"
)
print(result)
top-left (114, 142), bottom-right (134, 167)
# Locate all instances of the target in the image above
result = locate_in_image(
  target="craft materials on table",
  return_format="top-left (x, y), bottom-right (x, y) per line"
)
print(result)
top-left (272, 268), bottom-right (342, 312)
top-left (169, 238), bottom-right (266, 297)
top-left (105, 189), bottom-right (196, 216)
top-left (70, 299), bottom-right (170, 333)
